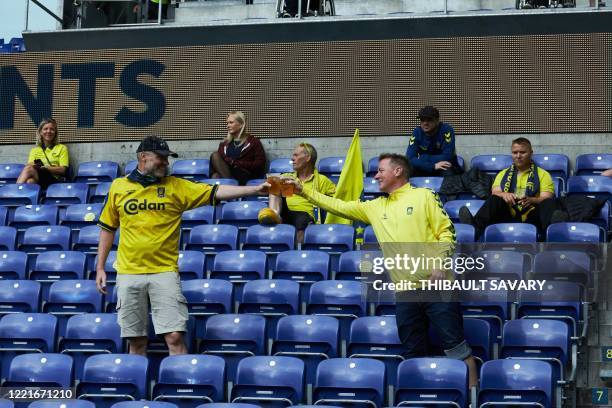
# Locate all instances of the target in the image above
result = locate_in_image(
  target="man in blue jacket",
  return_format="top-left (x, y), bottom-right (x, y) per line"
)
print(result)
top-left (406, 106), bottom-right (463, 177)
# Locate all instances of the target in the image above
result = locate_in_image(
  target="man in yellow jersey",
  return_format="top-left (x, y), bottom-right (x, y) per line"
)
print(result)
top-left (458, 137), bottom-right (558, 240)
top-left (96, 136), bottom-right (269, 356)
top-left (283, 153), bottom-right (478, 388)
top-left (258, 143), bottom-right (336, 243)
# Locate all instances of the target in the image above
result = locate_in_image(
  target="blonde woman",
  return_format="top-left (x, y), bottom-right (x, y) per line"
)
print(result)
top-left (210, 111), bottom-right (266, 185)
top-left (17, 118), bottom-right (69, 189)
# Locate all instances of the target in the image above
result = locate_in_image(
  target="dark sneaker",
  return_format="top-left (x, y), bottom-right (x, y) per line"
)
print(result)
top-left (550, 209), bottom-right (569, 224)
top-left (458, 206), bottom-right (475, 226)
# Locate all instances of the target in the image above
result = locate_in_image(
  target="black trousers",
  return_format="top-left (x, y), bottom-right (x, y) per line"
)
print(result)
top-left (472, 195), bottom-right (560, 239)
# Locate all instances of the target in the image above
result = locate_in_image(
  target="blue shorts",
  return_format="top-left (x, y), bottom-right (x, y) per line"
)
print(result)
top-left (395, 298), bottom-right (472, 360)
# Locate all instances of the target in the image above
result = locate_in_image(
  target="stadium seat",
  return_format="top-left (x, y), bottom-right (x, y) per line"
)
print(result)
top-left (243, 224), bottom-right (296, 258)
top-left (200, 314), bottom-right (266, 383)
top-left (273, 250), bottom-right (330, 303)
top-left (363, 177), bottom-right (383, 200)
top-left (302, 224), bottom-right (354, 274)
top-left (93, 250), bottom-right (118, 290)
top-left (532, 250), bottom-right (591, 291)
top-left (19, 225), bottom-right (71, 254)
top-left (454, 223), bottom-right (475, 243)
top-left (470, 155), bottom-right (512, 176)
top-left (0, 163), bottom-right (24, 184)
top-left (460, 287), bottom-right (510, 344)
top-left (337, 250), bottom-right (382, 281)
top-left (75, 161), bottom-right (120, 185)
top-left (366, 157), bottom-right (379, 177)
top-left (307, 280), bottom-right (367, 345)
top-left (231, 356), bottom-right (305, 406)
top-left (348, 316), bottom-right (403, 390)
top-left (44, 280), bottom-right (103, 337)
top-left (575, 153), bottom-right (612, 175)
top-left (478, 359), bottom-right (553, 408)
top-left (5, 353), bottom-right (73, 389)
top-left (566, 175), bottom-right (612, 202)
top-left (444, 200), bottom-right (484, 223)
top-left (219, 201), bottom-right (268, 243)
top-left (89, 182), bottom-right (112, 203)
top-left (428, 317), bottom-right (493, 367)
top-left (28, 400), bottom-right (95, 408)
top-left (272, 315), bottom-right (339, 387)
top-left (0, 399), bottom-right (13, 408)
top-left (269, 158), bottom-right (293, 174)
top-left (546, 222), bottom-right (602, 243)
top-left (201, 178), bottom-right (239, 187)
top-left (59, 313), bottom-right (123, 380)
top-left (178, 251), bottom-right (205, 280)
top-left (0, 251), bottom-right (27, 280)
top-left (171, 159), bottom-right (210, 181)
top-left (31, 251), bottom-right (86, 299)
top-left (517, 281), bottom-right (585, 340)
top-left (483, 222), bottom-right (537, 243)
top-left (468, 250), bottom-right (527, 281)
top-left (10, 205), bottom-right (58, 244)
top-left (318, 157), bottom-right (345, 180)
top-left (243, 179), bottom-right (268, 201)
top-left (73, 225), bottom-right (119, 273)
top-left (533, 154), bottom-right (570, 190)
top-left (111, 403), bottom-right (178, 408)
top-left (0, 207), bottom-right (7, 226)
top-left (211, 250), bottom-right (267, 286)
top-left (124, 160), bottom-right (138, 175)
top-left (0, 184), bottom-right (40, 208)
top-left (8, 38), bottom-right (25, 52)
top-left (410, 176), bottom-right (444, 192)
top-left (182, 279), bottom-right (233, 338)
top-left (60, 203), bottom-right (103, 242)
top-left (396, 357), bottom-right (468, 408)
top-left (194, 405), bottom-right (266, 408)
top-left (185, 225), bottom-right (239, 272)
top-left (152, 354), bottom-right (225, 407)
top-left (42, 183), bottom-right (89, 207)
top-left (362, 225), bottom-right (378, 249)
top-left (239, 279), bottom-right (300, 340)
top-left (313, 358), bottom-right (386, 408)
top-left (181, 205), bottom-right (215, 245)
top-left (77, 354), bottom-right (149, 408)
top-left (0, 313), bottom-right (58, 381)
top-left (0, 280), bottom-right (40, 314)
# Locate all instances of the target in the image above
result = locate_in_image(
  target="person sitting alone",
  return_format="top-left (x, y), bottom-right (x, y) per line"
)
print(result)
top-left (258, 143), bottom-right (335, 244)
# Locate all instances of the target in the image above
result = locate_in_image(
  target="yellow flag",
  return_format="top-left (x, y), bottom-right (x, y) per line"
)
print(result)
top-left (325, 129), bottom-right (364, 225)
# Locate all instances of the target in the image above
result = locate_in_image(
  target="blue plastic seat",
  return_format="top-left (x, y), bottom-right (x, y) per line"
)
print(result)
top-left (59, 313), bottom-right (123, 380)
top-left (0, 399), bottom-right (12, 408)
top-left (201, 178), bottom-right (239, 187)
top-left (182, 279), bottom-right (233, 339)
top-left (0, 164), bottom-right (24, 184)
top-left (42, 183), bottom-right (89, 206)
top-left (89, 182), bottom-right (112, 203)
top-left (195, 405), bottom-right (264, 408)
top-left (60, 203), bottom-right (103, 243)
top-left (410, 176), bottom-right (444, 192)
top-left (181, 205), bottom-right (215, 245)
top-left (307, 280), bottom-right (367, 342)
top-left (454, 224), bottom-right (475, 243)
top-left (29, 400), bottom-right (95, 408)
top-left (43, 280), bottom-right (103, 337)
top-left (483, 223), bottom-right (537, 243)
top-left (337, 250), bottom-right (382, 281)
top-left (0, 207), bottom-right (7, 226)
top-left (75, 161), bottom-right (120, 184)
top-left (200, 314), bottom-right (266, 383)
top-left (152, 354), bottom-right (225, 407)
top-left (94, 250), bottom-right (118, 289)
top-left (518, 281), bottom-right (585, 340)
top-left (272, 315), bottom-right (339, 387)
top-left (273, 250), bottom-right (330, 282)
top-left (566, 175), bottom-right (612, 202)
top-left (8, 38), bottom-right (25, 52)
top-left (243, 224), bottom-right (296, 253)
top-left (73, 225), bottom-right (119, 274)
top-left (31, 251), bottom-right (86, 299)
top-left (269, 158), bottom-right (293, 174)
top-left (478, 359), bottom-right (553, 408)
top-left (460, 287), bottom-right (510, 343)
top-left (211, 250), bottom-right (267, 284)
top-left (111, 403), bottom-right (177, 408)
top-left (185, 225), bottom-right (239, 272)
top-left (178, 251), bottom-right (205, 280)
top-left (444, 200), bottom-right (484, 223)
top-left (77, 354), bottom-right (149, 408)
top-left (532, 250), bottom-right (591, 291)
top-left (366, 157), bottom-right (379, 177)
top-left (0, 251), bottom-right (27, 280)
top-left (302, 224), bottom-right (354, 273)
top-left (396, 357), bottom-right (468, 408)
top-left (5, 353), bottom-right (73, 388)
top-left (533, 154), bottom-right (570, 190)
top-left (362, 225), bottom-right (378, 249)
top-left (318, 157), bottom-right (346, 179)
top-left (468, 250), bottom-right (527, 281)
top-left (231, 356), bottom-right (304, 407)
top-left (428, 317), bottom-right (493, 366)
top-left (19, 225), bottom-right (71, 254)
top-left (219, 201), bottom-right (268, 244)
top-left (348, 316), bottom-right (403, 387)
top-left (10, 205), bottom-right (58, 246)
top-left (546, 222), bottom-right (602, 243)
top-left (0, 280), bottom-right (40, 314)
top-left (171, 159), bottom-right (210, 181)
top-left (470, 155), bottom-right (512, 176)
top-left (575, 153), bottom-right (612, 176)
top-left (124, 160), bottom-right (138, 175)
top-left (362, 177), bottom-right (383, 201)
top-left (0, 313), bottom-right (58, 381)
top-left (0, 184), bottom-right (40, 207)
top-left (314, 358), bottom-right (385, 408)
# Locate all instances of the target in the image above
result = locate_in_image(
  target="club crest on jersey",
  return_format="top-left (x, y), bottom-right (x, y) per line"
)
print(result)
top-left (406, 207), bottom-right (413, 215)
top-left (157, 187), bottom-right (166, 198)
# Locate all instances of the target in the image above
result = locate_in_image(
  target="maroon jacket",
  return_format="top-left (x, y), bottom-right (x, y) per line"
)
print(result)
top-left (217, 134), bottom-right (266, 177)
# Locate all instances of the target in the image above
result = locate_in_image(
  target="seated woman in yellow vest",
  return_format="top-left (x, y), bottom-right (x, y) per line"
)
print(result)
top-left (259, 143), bottom-right (336, 244)
top-left (17, 118), bottom-right (70, 189)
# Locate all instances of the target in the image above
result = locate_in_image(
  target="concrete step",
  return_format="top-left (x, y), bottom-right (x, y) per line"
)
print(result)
top-left (176, 1), bottom-right (278, 22)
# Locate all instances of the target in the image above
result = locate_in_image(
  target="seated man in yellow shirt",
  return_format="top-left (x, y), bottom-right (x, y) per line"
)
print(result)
top-left (259, 143), bottom-right (336, 243)
top-left (459, 137), bottom-right (561, 239)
